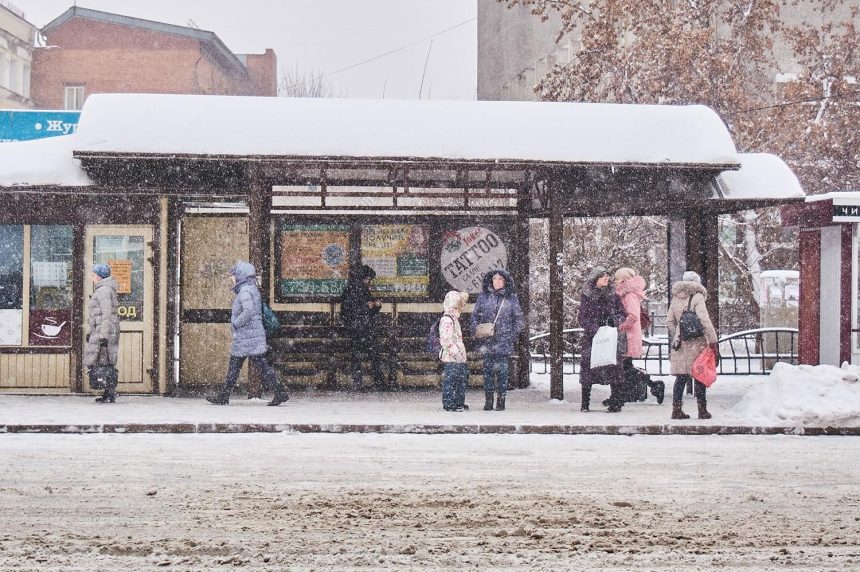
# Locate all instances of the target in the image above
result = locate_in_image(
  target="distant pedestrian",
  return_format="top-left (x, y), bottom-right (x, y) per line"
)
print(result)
top-left (207, 261), bottom-right (289, 406)
top-left (470, 269), bottom-right (524, 411)
top-left (578, 267), bottom-right (627, 413)
top-left (340, 264), bottom-right (390, 391)
top-left (665, 271), bottom-right (719, 420)
top-left (614, 267), bottom-right (664, 404)
top-left (84, 263), bottom-right (120, 403)
top-left (439, 290), bottom-right (470, 412)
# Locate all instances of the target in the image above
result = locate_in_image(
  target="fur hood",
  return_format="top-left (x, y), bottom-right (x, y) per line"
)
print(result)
top-left (615, 274), bottom-right (646, 300)
top-left (671, 280), bottom-right (708, 300)
top-left (481, 268), bottom-right (516, 295)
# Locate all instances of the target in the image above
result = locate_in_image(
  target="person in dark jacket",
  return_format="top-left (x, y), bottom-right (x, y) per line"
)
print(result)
top-left (84, 263), bottom-right (120, 403)
top-left (470, 269), bottom-right (524, 411)
top-left (340, 264), bottom-right (388, 391)
top-left (207, 261), bottom-right (289, 406)
top-left (578, 267), bottom-right (628, 413)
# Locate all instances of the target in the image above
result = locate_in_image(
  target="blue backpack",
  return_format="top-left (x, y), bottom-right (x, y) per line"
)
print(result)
top-left (427, 315), bottom-right (454, 356)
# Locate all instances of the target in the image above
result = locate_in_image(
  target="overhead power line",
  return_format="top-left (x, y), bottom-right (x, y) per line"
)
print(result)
top-left (281, 16), bottom-right (476, 93)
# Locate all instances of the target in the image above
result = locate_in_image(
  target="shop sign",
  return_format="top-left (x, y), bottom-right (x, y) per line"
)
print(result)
top-left (29, 310), bottom-right (71, 346)
top-left (833, 201), bottom-right (860, 223)
top-left (280, 224), bottom-right (350, 296)
top-left (362, 224), bottom-right (429, 297)
top-left (441, 226), bottom-right (508, 293)
top-left (0, 110), bottom-right (81, 142)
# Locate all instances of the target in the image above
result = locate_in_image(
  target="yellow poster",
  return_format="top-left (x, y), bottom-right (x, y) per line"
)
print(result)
top-left (361, 224), bottom-right (429, 297)
top-left (108, 259), bottom-right (132, 294)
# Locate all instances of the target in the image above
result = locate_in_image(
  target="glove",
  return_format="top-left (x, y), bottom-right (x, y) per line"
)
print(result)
top-left (99, 338), bottom-right (109, 348)
top-left (710, 343), bottom-right (721, 360)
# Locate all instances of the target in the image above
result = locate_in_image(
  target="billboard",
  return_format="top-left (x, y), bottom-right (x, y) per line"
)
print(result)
top-left (0, 110), bottom-right (81, 142)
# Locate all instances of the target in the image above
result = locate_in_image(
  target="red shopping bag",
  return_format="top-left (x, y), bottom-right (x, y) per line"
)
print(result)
top-left (691, 347), bottom-right (717, 387)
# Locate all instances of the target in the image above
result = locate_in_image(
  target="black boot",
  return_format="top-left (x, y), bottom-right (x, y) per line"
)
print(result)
top-left (697, 403), bottom-right (712, 420)
top-left (267, 385), bottom-right (290, 406)
top-left (206, 388), bottom-right (230, 405)
top-left (606, 398), bottom-right (623, 413)
top-left (95, 386), bottom-right (116, 404)
top-left (671, 402), bottom-right (690, 419)
top-left (494, 394), bottom-right (506, 411)
top-left (649, 380), bottom-right (665, 405)
top-left (483, 392), bottom-right (494, 411)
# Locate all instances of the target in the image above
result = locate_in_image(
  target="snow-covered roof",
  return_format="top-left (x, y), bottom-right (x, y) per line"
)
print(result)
top-left (805, 190), bottom-right (860, 202)
top-left (716, 153), bottom-right (804, 201)
top-left (0, 134), bottom-right (92, 187)
top-left (72, 93), bottom-right (740, 167)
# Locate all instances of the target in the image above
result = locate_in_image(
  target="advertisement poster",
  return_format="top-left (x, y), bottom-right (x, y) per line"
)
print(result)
top-left (280, 224), bottom-right (350, 296)
top-left (441, 226), bottom-right (508, 293)
top-left (0, 309), bottom-right (23, 346)
top-left (361, 224), bottom-right (429, 297)
top-left (28, 310), bottom-right (71, 346)
top-left (108, 259), bottom-right (133, 294)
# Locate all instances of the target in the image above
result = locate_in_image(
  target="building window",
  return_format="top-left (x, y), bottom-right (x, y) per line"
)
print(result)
top-left (0, 225), bottom-right (74, 347)
top-left (0, 54), bottom-right (8, 90)
top-left (9, 58), bottom-right (18, 94)
top-left (64, 85), bottom-right (85, 110)
top-left (22, 63), bottom-right (30, 98)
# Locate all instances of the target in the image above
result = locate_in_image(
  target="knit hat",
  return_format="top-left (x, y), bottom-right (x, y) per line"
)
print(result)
top-left (683, 270), bottom-right (701, 284)
top-left (92, 263), bottom-right (111, 279)
top-left (615, 267), bottom-right (636, 282)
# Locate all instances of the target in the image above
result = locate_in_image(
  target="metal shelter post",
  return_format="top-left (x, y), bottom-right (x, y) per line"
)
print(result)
top-left (247, 165), bottom-right (272, 398)
top-left (685, 212), bottom-right (720, 332)
top-left (548, 183), bottom-right (564, 400)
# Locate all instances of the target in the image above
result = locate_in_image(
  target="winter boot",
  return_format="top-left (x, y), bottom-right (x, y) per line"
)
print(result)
top-left (267, 386), bottom-right (290, 407)
top-left (206, 388), bottom-right (230, 405)
top-left (95, 387), bottom-right (115, 404)
top-left (697, 403), bottom-right (712, 420)
top-left (483, 392), bottom-right (494, 411)
top-left (671, 402), bottom-right (690, 420)
top-left (494, 394), bottom-right (506, 411)
top-left (606, 398), bottom-right (623, 413)
top-left (650, 380), bottom-right (665, 405)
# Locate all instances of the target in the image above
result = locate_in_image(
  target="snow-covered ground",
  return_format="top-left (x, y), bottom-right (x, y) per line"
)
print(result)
top-left (1, 363), bottom-right (859, 429)
top-left (0, 433), bottom-right (858, 570)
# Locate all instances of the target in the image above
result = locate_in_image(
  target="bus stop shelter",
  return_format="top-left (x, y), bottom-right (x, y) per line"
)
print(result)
top-left (0, 94), bottom-right (803, 400)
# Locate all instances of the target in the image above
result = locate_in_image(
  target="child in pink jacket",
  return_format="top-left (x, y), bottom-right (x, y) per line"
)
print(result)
top-left (440, 290), bottom-right (469, 411)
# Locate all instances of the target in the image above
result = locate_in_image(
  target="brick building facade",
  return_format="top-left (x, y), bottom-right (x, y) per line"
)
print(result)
top-left (30, 7), bottom-right (276, 110)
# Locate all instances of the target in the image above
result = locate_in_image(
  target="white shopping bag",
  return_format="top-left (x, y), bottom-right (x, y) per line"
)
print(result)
top-left (590, 325), bottom-right (618, 369)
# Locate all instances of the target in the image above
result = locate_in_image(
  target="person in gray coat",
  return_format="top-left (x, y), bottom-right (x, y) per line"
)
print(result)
top-left (84, 263), bottom-right (120, 403)
top-left (207, 261), bottom-right (289, 406)
top-left (665, 271), bottom-right (719, 420)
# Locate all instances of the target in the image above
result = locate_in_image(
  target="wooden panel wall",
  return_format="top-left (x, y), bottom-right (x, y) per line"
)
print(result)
top-left (0, 353), bottom-right (71, 389)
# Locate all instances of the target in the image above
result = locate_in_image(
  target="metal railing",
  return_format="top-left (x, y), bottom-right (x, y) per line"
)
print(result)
top-left (529, 327), bottom-right (798, 376)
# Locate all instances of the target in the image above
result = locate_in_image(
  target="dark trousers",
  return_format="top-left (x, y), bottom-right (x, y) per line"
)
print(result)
top-left (348, 336), bottom-right (385, 390)
top-left (442, 362), bottom-right (469, 409)
top-left (220, 354), bottom-right (280, 395)
top-left (673, 374), bottom-right (706, 405)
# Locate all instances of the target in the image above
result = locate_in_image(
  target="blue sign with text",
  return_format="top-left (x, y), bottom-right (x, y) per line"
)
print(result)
top-left (0, 110), bottom-right (81, 142)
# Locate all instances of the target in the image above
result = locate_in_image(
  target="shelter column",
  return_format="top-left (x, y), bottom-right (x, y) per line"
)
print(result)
top-left (248, 166), bottom-right (272, 399)
top-left (684, 212), bottom-right (720, 332)
top-left (513, 187), bottom-right (531, 389)
top-left (548, 182), bottom-right (564, 400)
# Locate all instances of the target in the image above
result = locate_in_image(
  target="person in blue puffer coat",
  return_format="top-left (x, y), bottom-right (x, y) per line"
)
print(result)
top-left (206, 261), bottom-right (289, 406)
top-left (470, 269), bottom-right (524, 411)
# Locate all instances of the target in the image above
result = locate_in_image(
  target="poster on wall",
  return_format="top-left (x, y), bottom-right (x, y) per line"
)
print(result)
top-left (361, 224), bottom-right (429, 297)
top-left (0, 309), bottom-right (23, 346)
top-left (28, 310), bottom-right (71, 346)
top-left (441, 226), bottom-right (508, 294)
top-left (280, 224), bottom-right (350, 297)
top-left (108, 259), bottom-right (132, 294)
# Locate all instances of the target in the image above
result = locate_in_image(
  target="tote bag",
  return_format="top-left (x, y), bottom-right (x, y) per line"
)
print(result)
top-left (590, 325), bottom-right (618, 369)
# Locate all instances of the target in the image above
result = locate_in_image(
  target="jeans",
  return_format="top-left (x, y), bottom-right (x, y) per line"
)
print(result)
top-left (483, 355), bottom-right (510, 395)
top-left (442, 362), bottom-right (469, 410)
top-left (222, 354), bottom-right (279, 393)
top-left (672, 374), bottom-right (706, 405)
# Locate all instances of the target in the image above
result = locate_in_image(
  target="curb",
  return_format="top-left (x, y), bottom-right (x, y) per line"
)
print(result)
top-left (1, 424), bottom-right (858, 436)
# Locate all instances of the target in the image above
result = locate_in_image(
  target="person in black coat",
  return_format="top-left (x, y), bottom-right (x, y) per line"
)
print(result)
top-left (340, 264), bottom-right (388, 391)
top-left (578, 267), bottom-right (627, 413)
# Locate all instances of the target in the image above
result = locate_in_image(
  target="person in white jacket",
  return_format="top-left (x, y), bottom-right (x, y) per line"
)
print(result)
top-left (440, 290), bottom-right (470, 412)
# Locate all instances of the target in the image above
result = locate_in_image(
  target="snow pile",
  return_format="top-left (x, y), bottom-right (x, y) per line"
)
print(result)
top-left (0, 134), bottom-right (91, 187)
top-left (729, 362), bottom-right (860, 427)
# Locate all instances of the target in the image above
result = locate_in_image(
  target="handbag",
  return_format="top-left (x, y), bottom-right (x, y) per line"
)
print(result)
top-left (678, 295), bottom-right (705, 341)
top-left (639, 307), bottom-right (652, 331)
top-left (691, 346), bottom-right (717, 387)
top-left (88, 345), bottom-right (118, 390)
top-left (590, 325), bottom-right (618, 369)
top-left (474, 297), bottom-right (505, 339)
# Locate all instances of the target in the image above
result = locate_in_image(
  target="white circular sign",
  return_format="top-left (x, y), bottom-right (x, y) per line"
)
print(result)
top-left (441, 226), bottom-right (508, 293)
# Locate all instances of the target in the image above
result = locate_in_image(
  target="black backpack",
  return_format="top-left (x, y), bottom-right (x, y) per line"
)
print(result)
top-left (678, 295), bottom-right (705, 341)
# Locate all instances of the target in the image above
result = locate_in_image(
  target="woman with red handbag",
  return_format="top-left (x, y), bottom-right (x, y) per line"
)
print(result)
top-left (665, 271), bottom-right (719, 420)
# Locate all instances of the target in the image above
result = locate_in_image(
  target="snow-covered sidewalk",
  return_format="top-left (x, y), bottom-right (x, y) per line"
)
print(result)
top-left (2, 364), bottom-right (859, 434)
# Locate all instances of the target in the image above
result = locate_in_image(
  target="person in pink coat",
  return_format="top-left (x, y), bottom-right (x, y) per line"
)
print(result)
top-left (615, 267), bottom-right (664, 404)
